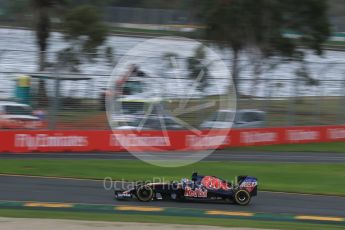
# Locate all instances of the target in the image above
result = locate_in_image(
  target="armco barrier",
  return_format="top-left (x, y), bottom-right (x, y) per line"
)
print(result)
top-left (0, 200), bottom-right (344, 226)
top-left (0, 125), bottom-right (344, 153)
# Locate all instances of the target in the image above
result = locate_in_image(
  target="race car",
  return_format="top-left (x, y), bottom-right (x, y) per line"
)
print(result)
top-left (114, 173), bottom-right (258, 206)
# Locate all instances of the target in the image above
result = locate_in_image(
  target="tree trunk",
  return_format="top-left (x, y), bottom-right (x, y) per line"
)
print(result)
top-left (251, 61), bottom-right (262, 98)
top-left (39, 50), bottom-right (46, 71)
top-left (231, 49), bottom-right (240, 98)
top-left (36, 9), bottom-right (50, 107)
top-left (37, 50), bottom-right (48, 107)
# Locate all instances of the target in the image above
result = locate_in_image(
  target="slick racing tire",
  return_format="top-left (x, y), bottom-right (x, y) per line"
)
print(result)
top-left (234, 189), bottom-right (251, 206)
top-left (136, 185), bottom-right (154, 202)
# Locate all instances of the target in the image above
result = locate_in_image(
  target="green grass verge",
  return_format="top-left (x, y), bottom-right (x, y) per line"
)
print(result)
top-left (0, 209), bottom-right (342, 230)
top-left (324, 40), bottom-right (345, 46)
top-left (0, 159), bottom-right (344, 196)
top-left (231, 142), bottom-right (345, 153)
top-left (110, 26), bottom-right (201, 38)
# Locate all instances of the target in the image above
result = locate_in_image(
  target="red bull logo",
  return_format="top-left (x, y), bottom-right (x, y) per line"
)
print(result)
top-left (184, 187), bottom-right (208, 198)
top-left (201, 176), bottom-right (231, 191)
top-left (240, 181), bottom-right (257, 192)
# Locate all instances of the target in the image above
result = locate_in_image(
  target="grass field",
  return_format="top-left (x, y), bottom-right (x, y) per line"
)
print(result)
top-left (110, 26), bottom-right (201, 38)
top-left (324, 40), bottom-right (345, 46)
top-left (232, 142), bottom-right (345, 153)
top-left (0, 209), bottom-right (343, 230)
top-left (0, 159), bottom-right (344, 196)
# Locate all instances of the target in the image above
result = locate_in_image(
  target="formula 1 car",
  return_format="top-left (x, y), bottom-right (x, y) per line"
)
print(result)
top-left (114, 173), bottom-right (258, 206)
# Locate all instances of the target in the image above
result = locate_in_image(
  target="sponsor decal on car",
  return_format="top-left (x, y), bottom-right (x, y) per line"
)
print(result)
top-left (116, 193), bottom-right (132, 198)
top-left (240, 180), bottom-right (257, 192)
top-left (201, 176), bottom-right (231, 191)
top-left (184, 187), bottom-right (208, 198)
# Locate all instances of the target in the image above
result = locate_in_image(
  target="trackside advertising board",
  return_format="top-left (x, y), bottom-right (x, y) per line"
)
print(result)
top-left (0, 125), bottom-right (344, 153)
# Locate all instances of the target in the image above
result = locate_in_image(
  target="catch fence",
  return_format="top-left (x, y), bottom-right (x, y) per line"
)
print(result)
top-left (0, 49), bottom-right (344, 130)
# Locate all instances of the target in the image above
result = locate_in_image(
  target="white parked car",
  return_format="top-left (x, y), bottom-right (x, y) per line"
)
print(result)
top-left (0, 101), bottom-right (43, 129)
top-left (200, 109), bottom-right (266, 129)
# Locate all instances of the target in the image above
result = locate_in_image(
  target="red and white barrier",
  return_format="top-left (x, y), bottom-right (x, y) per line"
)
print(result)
top-left (0, 125), bottom-right (344, 153)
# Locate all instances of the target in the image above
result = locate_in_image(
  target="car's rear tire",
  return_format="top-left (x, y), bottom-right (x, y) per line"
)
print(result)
top-left (233, 189), bottom-right (251, 206)
top-left (136, 185), bottom-right (154, 202)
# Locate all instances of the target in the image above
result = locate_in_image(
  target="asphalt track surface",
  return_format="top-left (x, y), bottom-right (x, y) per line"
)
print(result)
top-left (1, 151), bottom-right (344, 218)
top-left (1, 150), bottom-right (345, 163)
top-left (1, 175), bottom-right (345, 217)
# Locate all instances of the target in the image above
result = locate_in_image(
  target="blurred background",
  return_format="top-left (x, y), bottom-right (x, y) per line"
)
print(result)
top-left (0, 2), bottom-right (345, 229)
top-left (0, 0), bottom-right (344, 130)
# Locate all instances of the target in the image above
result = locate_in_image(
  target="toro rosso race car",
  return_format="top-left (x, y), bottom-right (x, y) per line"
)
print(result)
top-left (114, 173), bottom-right (258, 206)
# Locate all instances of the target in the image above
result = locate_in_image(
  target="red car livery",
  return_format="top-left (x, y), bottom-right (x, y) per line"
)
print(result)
top-left (114, 173), bottom-right (258, 206)
top-left (201, 176), bottom-right (231, 191)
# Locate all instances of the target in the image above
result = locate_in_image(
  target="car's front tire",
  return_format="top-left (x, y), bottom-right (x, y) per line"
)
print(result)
top-left (233, 189), bottom-right (251, 206)
top-left (136, 185), bottom-right (154, 202)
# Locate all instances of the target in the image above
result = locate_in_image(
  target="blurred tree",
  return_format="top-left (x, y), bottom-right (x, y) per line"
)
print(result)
top-left (1, 0), bottom-right (30, 23)
top-left (104, 0), bottom-right (193, 9)
top-left (328, 0), bottom-right (345, 17)
top-left (105, 46), bottom-right (116, 66)
top-left (58, 5), bottom-right (110, 71)
top-left (162, 52), bottom-right (179, 69)
top-left (197, 0), bottom-right (331, 95)
top-left (32, 0), bottom-right (64, 70)
top-left (63, 5), bottom-right (107, 52)
top-left (64, 0), bottom-right (109, 9)
top-left (32, 0), bottom-right (65, 106)
top-left (187, 45), bottom-right (210, 92)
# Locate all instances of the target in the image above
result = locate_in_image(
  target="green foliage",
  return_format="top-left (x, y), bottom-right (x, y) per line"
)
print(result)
top-left (32, 0), bottom-right (65, 106)
top-left (63, 5), bottom-right (108, 53)
top-left (295, 62), bottom-right (320, 86)
top-left (32, 0), bottom-right (65, 64)
top-left (187, 45), bottom-right (210, 91)
top-left (58, 5), bottom-right (112, 71)
top-left (200, 0), bottom-right (331, 57)
top-left (162, 47), bottom-right (210, 92)
top-left (35, 10), bottom-right (50, 52)
top-left (32, 0), bottom-right (57, 52)
top-left (2, 0), bottom-right (29, 17)
top-left (162, 52), bottom-right (179, 68)
top-left (104, 0), bottom-right (193, 9)
top-left (56, 47), bottom-right (80, 72)
top-left (197, 0), bottom-right (331, 94)
top-left (105, 46), bottom-right (116, 66)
